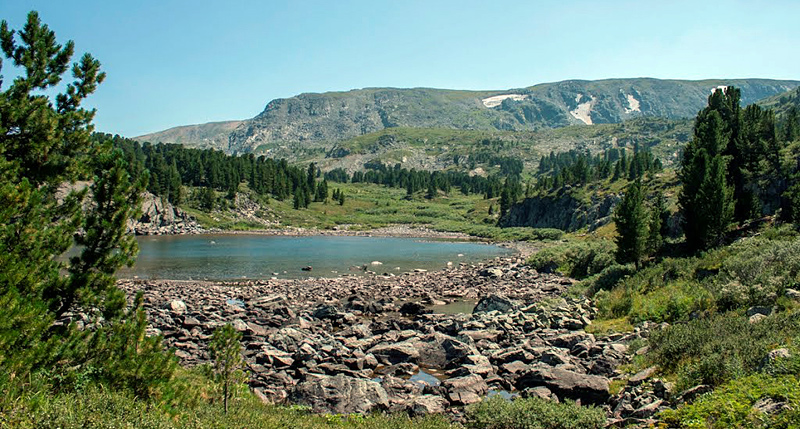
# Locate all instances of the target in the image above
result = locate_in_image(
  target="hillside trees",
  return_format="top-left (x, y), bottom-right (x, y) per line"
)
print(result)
top-left (0, 11), bottom-right (173, 397)
top-left (678, 86), bottom-right (800, 251)
top-left (679, 93), bottom-right (735, 251)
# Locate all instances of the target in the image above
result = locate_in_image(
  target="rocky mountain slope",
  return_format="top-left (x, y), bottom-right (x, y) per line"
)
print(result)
top-left (135, 78), bottom-right (799, 155)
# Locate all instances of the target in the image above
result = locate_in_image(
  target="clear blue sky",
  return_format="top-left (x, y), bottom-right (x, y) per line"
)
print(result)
top-left (2, 1), bottom-right (798, 137)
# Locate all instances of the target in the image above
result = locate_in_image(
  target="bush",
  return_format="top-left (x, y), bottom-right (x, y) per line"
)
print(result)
top-left (648, 310), bottom-right (800, 390)
top-left (582, 263), bottom-right (636, 294)
top-left (659, 373), bottom-right (800, 428)
top-left (528, 240), bottom-right (616, 279)
top-left (465, 395), bottom-right (606, 429)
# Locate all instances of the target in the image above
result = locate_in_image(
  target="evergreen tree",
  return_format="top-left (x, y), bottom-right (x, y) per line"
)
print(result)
top-left (198, 187), bottom-right (215, 211)
top-left (679, 103), bottom-right (735, 251)
top-left (426, 180), bottom-right (437, 199)
top-left (307, 162), bottom-right (316, 191)
top-left (613, 181), bottom-right (649, 269)
top-left (0, 12), bottom-right (169, 397)
top-left (293, 187), bottom-right (302, 209)
top-left (209, 324), bottom-right (244, 414)
top-left (337, 190), bottom-right (345, 205)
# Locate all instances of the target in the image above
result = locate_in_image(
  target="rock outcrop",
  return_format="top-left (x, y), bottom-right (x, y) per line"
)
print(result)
top-left (129, 192), bottom-right (203, 235)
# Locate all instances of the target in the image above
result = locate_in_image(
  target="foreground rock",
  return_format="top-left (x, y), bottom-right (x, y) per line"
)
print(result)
top-left (117, 254), bottom-right (648, 423)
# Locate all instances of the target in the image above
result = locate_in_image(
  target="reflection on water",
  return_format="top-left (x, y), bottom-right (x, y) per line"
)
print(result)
top-left (120, 234), bottom-right (512, 280)
top-left (428, 300), bottom-right (477, 315)
top-left (408, 368), bottom-right (446, 387)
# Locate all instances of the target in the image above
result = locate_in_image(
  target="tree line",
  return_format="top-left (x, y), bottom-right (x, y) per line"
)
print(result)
top-left (103, 135), bottom-right (345, 210)
top-left (534, 145), bottom-right (663, 191)
top-left (324, 160), bottom-right (523, 200)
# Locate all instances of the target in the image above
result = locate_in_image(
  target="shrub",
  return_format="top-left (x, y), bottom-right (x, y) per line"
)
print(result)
top-left (582, 263), bottom-right (636, 294)
top-left (465, 395), bottom-right (606, 429)
top-left (528, 240), bottom-right (616, 279)
top-left (659, 373), bottom-right (800, 428)
top-left (648, 310), bottom-right (800, 390)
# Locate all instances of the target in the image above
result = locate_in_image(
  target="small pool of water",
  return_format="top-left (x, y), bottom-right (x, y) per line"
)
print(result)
top-left (428, 300), bottom-right (477, 315)
top-left (408, 368), bottom-right (446, 387)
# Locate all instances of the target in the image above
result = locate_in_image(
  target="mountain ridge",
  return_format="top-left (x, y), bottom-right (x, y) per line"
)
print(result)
top-left (134, 77), bottom-right (800, 155)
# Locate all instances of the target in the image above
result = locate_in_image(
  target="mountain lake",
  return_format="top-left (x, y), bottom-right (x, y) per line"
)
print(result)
top-left (119, 234), bottom-right (513, 281)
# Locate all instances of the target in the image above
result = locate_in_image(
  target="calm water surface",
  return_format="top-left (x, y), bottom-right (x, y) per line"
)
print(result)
top-left (120, 234), bottom-right (512, 280)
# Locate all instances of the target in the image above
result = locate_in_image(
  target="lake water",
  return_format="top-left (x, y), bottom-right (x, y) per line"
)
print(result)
top-left (119, 234), bottom-right (512, 280)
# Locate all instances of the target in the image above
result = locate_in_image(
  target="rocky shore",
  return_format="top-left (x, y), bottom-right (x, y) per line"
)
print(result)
top-left (118, 254), bottom-right (670, 426)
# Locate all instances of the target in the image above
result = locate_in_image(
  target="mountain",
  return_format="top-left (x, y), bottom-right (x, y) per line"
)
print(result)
top-left (135, 78), bottom-right (800, 155)
top-left (758, 86), bottom-right (800, 116)
top-left (134, 120), bottom-right (244, 150)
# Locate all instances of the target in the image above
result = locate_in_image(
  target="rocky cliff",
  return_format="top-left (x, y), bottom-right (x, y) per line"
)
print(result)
top-left (502, 193), bottom-right (621, 232)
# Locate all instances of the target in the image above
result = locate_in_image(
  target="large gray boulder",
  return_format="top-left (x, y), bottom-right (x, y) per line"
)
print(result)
top-left (292, 374), bottom-right (389, 414)
top-left (516, 365), bottom-right (610, 405)
top-left (473, 294), bottom-right (517, 313)
top-left (413, 332), bottom-right (476, 369)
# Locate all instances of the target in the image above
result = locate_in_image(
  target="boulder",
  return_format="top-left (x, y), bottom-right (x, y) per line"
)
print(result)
top-left (292, 374), bottom-right (389, 414)
top-left (167, 300), bottom-right (187, 315)
top-left (368, 341), bottom-right (420, 365)
top-left (414, 332), bottom-right (475, 369)
top-left (473, 294), bottom-right (517, 314)
top-left (409, 394), bottom-right (449, 416)
top-left (479, 267), bottom-right (504, 278)
top-left (443, 374), bottom-right (488, 405)
top-left (516, 365), bottom-right (610, 405)
top-left (312, 304), bottom-right (340, 320)
top-left (400, 301), bottom-right (426, 316)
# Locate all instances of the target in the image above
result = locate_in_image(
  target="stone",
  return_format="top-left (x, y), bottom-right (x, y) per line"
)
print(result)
top-left (629, 366), bottom-right (658, 386)
top-left (786, 288), bottom-right (800, 300)
top-left (409, 394), bottom-right (449, 416)
top-left (473, 294), bottom-right (517, 313)
top-left (479, 267), bottom-right (504, 278)
top-left (523, 386), bottom-right (557, 401)
top-left (443, 374), bottom-right (488, 405)
top-left (292, 374), bottom-right (389, 414)
top-left (414, 332), bottom-right (475, 369)
top-left (677, 385), bottom-right (713, 404)
top-left (631, 399), bottom-right (663, 418)
top-left (168, 300), bottom-right (187, 315)
top-left (516, 365), bottom-right (610, 405)
top-left (368, 341), bottom-right (420, 365)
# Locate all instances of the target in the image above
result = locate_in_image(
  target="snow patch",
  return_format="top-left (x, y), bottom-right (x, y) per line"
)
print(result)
top-left (570, 94), bottom-right (595, 125)
top-left (624, 94), bottom-right (641, 113)
top-left (482, 94), bottom-right (527, 108)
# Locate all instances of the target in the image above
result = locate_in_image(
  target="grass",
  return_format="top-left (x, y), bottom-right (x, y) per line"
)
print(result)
top-left (0, 386), bottom-right (453, 429)
top-left (184, 182), bottom-right (563, 242)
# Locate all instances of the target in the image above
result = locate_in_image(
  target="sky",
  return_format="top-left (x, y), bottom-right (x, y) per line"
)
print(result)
top-left (1, 1), bottom-right (799, 137)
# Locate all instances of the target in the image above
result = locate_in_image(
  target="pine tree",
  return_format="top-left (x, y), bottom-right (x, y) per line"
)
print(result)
top-left (337, 190), bottom-right (345, 205)
top-left (209, 323), bottom-right (245, 414)
top-left (614, 181), bottom-right (649, 269)
top-left (426, 180), bottom-right (437, 199)
top-left (0, 12), bottom-right (165, 395)
top-left (679, 104), bottom-right (734, 251)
